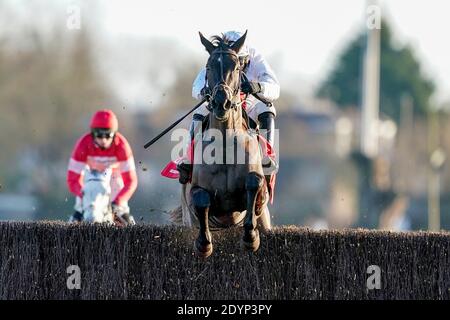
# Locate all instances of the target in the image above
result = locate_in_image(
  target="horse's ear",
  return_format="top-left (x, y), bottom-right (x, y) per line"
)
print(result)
top-left (230, 30), bottom-right (247, 54)
top-left (199, 32), bottom-right (215, 55)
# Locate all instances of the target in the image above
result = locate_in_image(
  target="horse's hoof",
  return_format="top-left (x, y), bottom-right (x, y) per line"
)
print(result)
top-left (241, 229), bottom-right (260, 252)
top-left (194, 239), bottom-right (213, 258)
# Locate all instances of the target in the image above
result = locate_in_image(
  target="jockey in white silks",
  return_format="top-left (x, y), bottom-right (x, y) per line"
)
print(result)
top-left (177, 30), bottom-right (280, 186)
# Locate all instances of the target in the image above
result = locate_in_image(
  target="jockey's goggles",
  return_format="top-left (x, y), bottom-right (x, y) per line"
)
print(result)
top-left (92, 129), bottom-right (115, 139)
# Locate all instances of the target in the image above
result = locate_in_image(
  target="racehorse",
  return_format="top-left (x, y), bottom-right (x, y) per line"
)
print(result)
top-left (81, 168), bottom-right (115, 223)
top-left (176, 31), bottom-right (271, 258)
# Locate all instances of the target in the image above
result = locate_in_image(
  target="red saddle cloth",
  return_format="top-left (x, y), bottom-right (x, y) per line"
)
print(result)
top-left (160, 139), bottom-right (194, 179)
top-left (161, 135), bottom-right (277, 204)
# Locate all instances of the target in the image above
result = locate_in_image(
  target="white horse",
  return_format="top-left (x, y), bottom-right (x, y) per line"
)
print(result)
top-left (81, 168), bottom-right (115, 223)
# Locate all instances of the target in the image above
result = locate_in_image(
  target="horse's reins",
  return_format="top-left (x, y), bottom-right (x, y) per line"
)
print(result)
top-left (86, 178), bottom-right (104, 182)
top-left (207, 49), bottom-right (273, 112)
top-left (206, 48), bottom-right (244, 112)
top-left (144, 43), bottom-right (270, 150)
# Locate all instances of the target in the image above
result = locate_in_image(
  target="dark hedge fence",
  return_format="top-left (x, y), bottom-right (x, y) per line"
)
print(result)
top-left (0, 221), bottom-right (449, 300)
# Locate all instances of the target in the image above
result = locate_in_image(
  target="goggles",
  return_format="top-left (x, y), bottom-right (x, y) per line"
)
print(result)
top-left (92, 129), bottom-right (115, 139)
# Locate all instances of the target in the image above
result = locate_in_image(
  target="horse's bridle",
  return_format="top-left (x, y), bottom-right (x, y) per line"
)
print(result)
top-left (205, 49), bottom-right (244, 111)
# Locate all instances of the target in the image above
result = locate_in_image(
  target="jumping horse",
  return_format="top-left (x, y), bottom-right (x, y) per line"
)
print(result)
top-left (178, 31), bottom-right (271, 258)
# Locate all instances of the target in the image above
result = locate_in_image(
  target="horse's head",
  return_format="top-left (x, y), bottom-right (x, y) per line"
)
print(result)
top-left (199, 31), bottom-right (247, 121)
top-left (82, 169), bottom-right (112, 223)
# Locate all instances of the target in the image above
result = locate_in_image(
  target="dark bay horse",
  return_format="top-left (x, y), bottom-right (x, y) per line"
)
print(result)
top-left (177, 31), bottom-right (271, 258)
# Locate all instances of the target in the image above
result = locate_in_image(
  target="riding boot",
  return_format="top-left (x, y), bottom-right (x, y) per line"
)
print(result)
top-left (258, 112), bottom-right (278, 192)
top-left (177, 114), bottom-right (205, 184)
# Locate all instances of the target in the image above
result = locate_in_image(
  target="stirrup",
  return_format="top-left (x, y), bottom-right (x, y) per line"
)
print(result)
top-left (177, 161), bottom-right (192, 184)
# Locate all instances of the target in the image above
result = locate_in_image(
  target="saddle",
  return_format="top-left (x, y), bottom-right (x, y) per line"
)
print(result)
top-left (161, 108), bottom-right (277, 204)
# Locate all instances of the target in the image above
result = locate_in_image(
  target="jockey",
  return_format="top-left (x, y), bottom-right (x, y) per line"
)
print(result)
top-left (177, 30), bottom-right (280, 185)
top-left (67, 109), bottom-right (138, 225)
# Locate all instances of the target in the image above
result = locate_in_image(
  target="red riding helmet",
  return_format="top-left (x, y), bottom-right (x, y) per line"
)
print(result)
top-left (90, 109), bottom-right (119, 131)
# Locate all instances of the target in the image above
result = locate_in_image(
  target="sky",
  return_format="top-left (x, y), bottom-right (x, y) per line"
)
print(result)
top-left (7, 0), bottom-right (450, 108)
top-left (95, 0), bottom-right (450, 107)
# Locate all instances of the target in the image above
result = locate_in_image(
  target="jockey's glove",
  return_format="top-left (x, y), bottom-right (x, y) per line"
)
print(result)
top-left (115, 212), bottom-right (136, 226)
top-left (241, 81), bottom-right (261, 95)
top-left (200, 86), bottom-right (211, 100)
top-left (112, 202), bottom-right (135, 226)
top-left (111, 201), bottom-right (127, 213)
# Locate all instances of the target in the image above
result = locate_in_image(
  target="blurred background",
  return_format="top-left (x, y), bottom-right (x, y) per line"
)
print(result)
top-left (0, 0), bottom-right (449, 231)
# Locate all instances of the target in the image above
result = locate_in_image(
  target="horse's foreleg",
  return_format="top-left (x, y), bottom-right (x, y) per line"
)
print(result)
top-left (191, 187), bottom-right (213, 258)
top-left (242, 172), bottom-right (264, 252)
top-left (258, 206), bottom-right (272, 233)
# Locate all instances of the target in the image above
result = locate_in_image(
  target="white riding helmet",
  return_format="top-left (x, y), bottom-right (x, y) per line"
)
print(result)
top-left (223, 30), bottom-right (249, 57)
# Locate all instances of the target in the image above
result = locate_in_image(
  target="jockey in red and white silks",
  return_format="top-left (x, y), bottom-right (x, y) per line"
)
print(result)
top-left (67, 109), bottom-right (138, 223)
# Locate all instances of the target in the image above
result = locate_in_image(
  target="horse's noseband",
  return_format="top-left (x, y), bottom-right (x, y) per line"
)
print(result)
top-left (211, 83), bottom-right (234, 106)
top-left (207, 49), bottom-right (244, 112)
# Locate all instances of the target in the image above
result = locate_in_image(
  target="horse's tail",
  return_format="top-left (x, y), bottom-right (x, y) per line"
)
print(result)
top-left (169, 205), bottom-right (183, 225)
